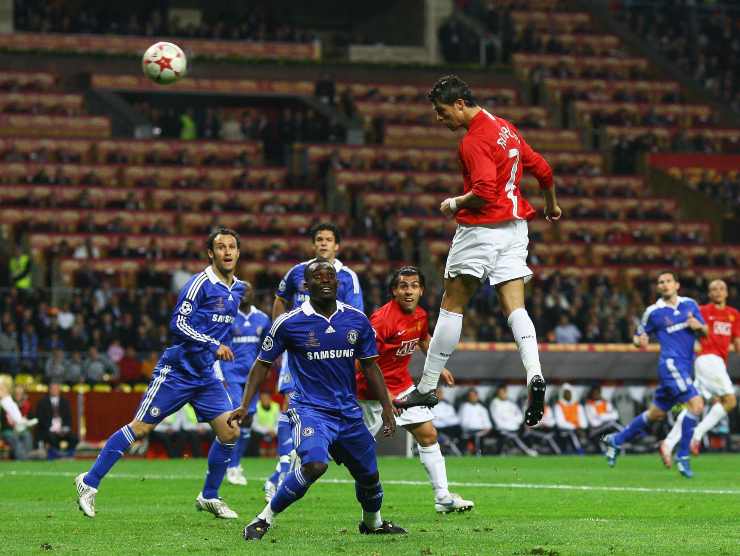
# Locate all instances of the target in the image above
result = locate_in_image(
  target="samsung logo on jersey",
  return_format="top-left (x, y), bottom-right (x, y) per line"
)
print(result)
top-left (666, 322), bottom-right (689, 333)
top-left (306, 349), bottom-right (355, 360)
top-left (233, 335), bottom-right (260, 344)
top-left (211, 314), bottom-right (236, 324)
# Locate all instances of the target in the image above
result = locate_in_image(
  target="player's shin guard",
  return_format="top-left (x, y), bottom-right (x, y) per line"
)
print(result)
top-left (676, 412), bottom-right (698, 458)
top-left (202, 438), bottom-right (235, 499)
top-left (269, 467), bottom-right (314, 513)
top-left (229, 427), bottom-right (251, 470)
top-left (356, 477), bottom-right (384, 530)
top-left (613, 411), bottom-right (649, 446)
top-left (418, 443), bottom-right (450, 501)
top-left (418, 308), bottom-right (463, 394)
top-left (693, 403), bottom-right (727, 442)
top-left (507, 308), bottom-right (543, 385)
top-left (84, 425), bottom-right (136, 489)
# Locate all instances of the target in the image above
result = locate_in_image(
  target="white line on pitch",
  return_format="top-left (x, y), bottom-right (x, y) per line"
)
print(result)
top-left (3, 470), bottom-right (739, 496)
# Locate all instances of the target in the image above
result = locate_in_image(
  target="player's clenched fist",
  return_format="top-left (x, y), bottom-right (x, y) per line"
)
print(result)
top-left (381, 409), bottom-right (396, 437)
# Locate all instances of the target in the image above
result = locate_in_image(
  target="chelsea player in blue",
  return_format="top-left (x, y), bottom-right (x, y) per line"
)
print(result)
top-left (604, 271), bottom-right (708, 478)
top-left (75, 228), bottom-right (246, 518)
top-left (220, 281), bottom-right (271, 487)
top-left (229, 259), bottom-right (407, 541)
top-left (265, 222), bottom-right (364, 501)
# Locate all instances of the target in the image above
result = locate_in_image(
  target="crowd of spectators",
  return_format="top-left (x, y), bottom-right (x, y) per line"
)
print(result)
top-left (14, 0), bottom-right (316, 43)
top-left (432, 384), bottom-right (627, 456)
top-left (2, 269), bottom-right (736, 384)
top-left (614, 1), bottom-right (739, 114)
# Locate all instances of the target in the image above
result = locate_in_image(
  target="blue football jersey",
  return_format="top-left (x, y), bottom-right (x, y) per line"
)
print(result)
top-left (276, 258), bottom-right (364, 312)
top-left (220, 306), bottom-right (271, 385)
top-left (162, 266), bottom-right (245, 377)
top-left (256, 300), bottom-right (378, 416)
top-left (638, 296), bottom-right (705, 363)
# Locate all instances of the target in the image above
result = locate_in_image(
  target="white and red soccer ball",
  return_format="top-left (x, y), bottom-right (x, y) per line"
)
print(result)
top-left (142, 42), bottom-right (187, 85)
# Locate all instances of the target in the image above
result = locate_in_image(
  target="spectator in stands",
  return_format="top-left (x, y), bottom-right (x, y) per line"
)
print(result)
top-left (489, 384), bottom-right (537, 456)
top-left (458, 388), bottom-right (493, 456)
top-left (249, 392), bottom-right (279, 457)
top-left (584, 385), bottom-right (622, 452)
top-left (36, 382), bottom-right (78, 459)
top-left (9, 244), bottom-right (32, 294)
top-left (431, 387), bottom-right (463, 455)
top-left (64, 351), bottom-right (84, 384)
top-left (554, 384), bottom-right (587, 454)
top-left (315, 72), bottom-right (336, 106)
top-left (44, 348), bottom-right (67, 383)
top-left (179, 108), bottom-right (197, 140)
top-left (0, 321), bottom-right (20, 373)
top-left (117, 347), bottom-right (143, 385)
top-left (553, 314), bottom-right (582, 344)
top-left (83, 346), bottom-right (117, 383)
top-left (0, 377), bottom-right (37, 460)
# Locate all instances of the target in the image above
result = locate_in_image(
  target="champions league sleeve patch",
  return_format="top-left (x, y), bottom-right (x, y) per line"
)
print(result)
top-left (179, 301), bottom-right (193, 316)
top-left (262, 336), bottom-right (274, 351)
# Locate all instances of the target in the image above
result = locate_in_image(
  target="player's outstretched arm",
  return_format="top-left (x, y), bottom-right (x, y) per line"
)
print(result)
top-left (272, 296), bottom-right (289, 321)
top-left (359, 357), bottom-right (397, 436)
top-left (228, 359), bottom-right (271, 427)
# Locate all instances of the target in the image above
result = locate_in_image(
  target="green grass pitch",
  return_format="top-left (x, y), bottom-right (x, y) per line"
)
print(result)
top-left (3, 454), bottom-right (739, 555)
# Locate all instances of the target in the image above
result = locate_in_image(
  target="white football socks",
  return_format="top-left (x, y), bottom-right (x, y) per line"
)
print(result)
top-left (362, 510), bottom-right (382, 529)
top-left (693, 403), bottom-right (727, 442)
top-left (418, 308), bottom-right (463, 394)
top-left (663, 408), bottom-right (686, 453)
top-left (507, 308), bottom-right (543, 385)
top-left (257, 502), bottom-right (275, 524)
top-left (418, 442), bottom-right (450, 501)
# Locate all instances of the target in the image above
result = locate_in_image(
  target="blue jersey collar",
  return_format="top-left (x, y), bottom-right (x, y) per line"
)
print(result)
top-left (301, 299), bottom-right (345, 323)
top-left (205, 266), bottom-right (240, 290)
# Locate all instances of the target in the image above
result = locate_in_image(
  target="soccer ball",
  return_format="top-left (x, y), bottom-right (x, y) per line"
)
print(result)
top-left (142, 42), bottom-right (187, 85)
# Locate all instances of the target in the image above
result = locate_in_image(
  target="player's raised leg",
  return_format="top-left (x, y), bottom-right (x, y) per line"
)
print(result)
top-left (406, 420), bottom-right (474, 513)
top-left (660, 408), bottom-right (686, 468)
top-left (403, 275), bottom-right (477, 407)
top-left (604, 404), bottom-right (664, 468)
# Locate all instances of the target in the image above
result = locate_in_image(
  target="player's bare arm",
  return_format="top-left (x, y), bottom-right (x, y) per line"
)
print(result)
top-left (359, 357), bottom-right (398, 434)
top-left (229, 359), bottom-right (271, 427)
top-left (272, 296), bottom-right (288, 320)
top-left (441, 191), bottom-right (486, 218)
top-left (542, 187), bottom-right (562, 222)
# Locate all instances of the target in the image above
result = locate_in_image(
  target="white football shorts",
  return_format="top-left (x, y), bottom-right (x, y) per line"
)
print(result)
top-left (694, 354), bottom-right (734, 397)
top-left (444, 219), bottom-right (533, 286)
top-left (360, 386), bottom-right (435, 436)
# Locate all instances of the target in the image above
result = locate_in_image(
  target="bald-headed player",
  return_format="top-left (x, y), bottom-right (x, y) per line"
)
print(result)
top-left (660, 279), bottom-right (739, 462)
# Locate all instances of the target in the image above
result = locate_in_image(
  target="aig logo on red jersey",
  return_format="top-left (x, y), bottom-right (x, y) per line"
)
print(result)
top-left (396, 338), bottom-right (419, 357)
top-left (713, 321), bottom-right (732, 336)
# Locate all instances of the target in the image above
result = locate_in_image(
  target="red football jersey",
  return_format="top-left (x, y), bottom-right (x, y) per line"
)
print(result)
top-left (456, 109), bottom-right (553, 226)
top-left (356, 300), bottom-right (429, 399)
top-left (699, 303), bottom-right (740, 362)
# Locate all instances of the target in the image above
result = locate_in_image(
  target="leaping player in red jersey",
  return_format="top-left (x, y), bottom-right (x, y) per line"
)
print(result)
top-left (394, 75), bottom-right (561, 429)
top-left (660, 279), bottom-right (739, 463)
top-left (356, 266), bottom-right (474, 514)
